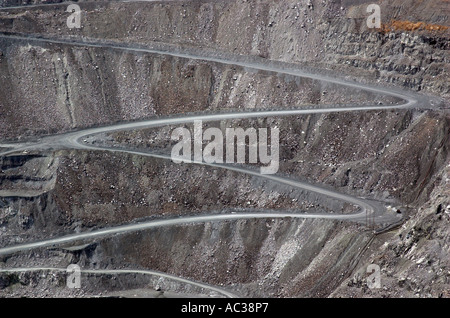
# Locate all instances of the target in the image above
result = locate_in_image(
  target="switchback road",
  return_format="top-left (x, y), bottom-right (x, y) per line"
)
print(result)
top-left (0, 29), bottom-right (438, 297)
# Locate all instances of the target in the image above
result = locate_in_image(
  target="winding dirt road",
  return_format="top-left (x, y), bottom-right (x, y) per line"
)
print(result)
top-left (0, 17), bottom-right (438, 297)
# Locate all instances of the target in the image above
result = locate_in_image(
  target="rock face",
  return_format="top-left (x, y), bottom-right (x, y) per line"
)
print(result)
top-left (0, 0), bottom-right (448, 140)
top-left (1, 0), bottom-right (448, 96)
top-left (0, 0), bottom-right (449, 298)
top-left (0, 41), bottom-right (393, 140)
top-left (332, 163), bottom-right (450, 298)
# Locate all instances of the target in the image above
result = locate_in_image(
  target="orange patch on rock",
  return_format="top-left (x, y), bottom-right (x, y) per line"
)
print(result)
top-left (380, 20), bottom-right (448, 33)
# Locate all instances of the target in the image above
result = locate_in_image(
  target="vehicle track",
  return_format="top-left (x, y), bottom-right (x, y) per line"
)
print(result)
top-left (0, 267), bottom-right (238, 298)
top-left (0, 26), bottom-right (437, 297)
